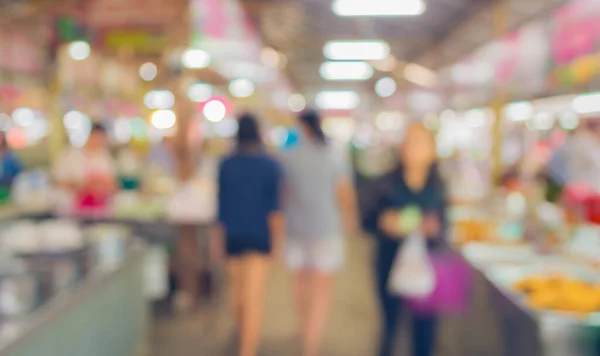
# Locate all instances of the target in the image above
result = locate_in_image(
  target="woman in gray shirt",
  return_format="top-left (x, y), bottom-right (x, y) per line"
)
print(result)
top-left (279, 110), bottom-right (357, 356)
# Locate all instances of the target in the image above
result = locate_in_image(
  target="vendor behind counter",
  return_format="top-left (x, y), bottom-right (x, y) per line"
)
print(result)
top-left (53, 123), bottom-right (117, 216)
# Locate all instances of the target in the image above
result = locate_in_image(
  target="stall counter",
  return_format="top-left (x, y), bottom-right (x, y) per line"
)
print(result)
top-left (0, 245), bottom-right (149, 356)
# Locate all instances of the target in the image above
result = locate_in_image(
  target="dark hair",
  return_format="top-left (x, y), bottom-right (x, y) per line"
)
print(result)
top-left (91, 123), bottom-right (107, 135)
top-left (299, 109), bottom-right (326, 144)
top-left (237, 113), bottom-right (262, 147)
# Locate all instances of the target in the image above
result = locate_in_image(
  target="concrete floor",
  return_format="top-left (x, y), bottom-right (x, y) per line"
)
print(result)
top-left (149, 237), bottom-right (503, 356)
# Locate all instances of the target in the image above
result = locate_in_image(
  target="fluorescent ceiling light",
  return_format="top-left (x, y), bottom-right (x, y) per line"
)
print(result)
top-left (404, 63), bottom-right (438, 88)
top-left (323, 40), bottom-right (390, 61)
top-left (332, 0), bottom-right (426, 17)
top-left (572, 92), bottom-right (600, 114)
top-left (320, 61), bottom-right (373, 81)
top-left (315, 91), bottom-right (360, 110)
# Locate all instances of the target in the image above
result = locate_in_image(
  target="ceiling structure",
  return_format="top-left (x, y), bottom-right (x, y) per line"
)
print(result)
top-left (242, 0), bottom-right (571, 102)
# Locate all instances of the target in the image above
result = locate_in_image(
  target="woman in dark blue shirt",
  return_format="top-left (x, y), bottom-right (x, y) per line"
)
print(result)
top-left (211, 113), bottom-right (284, 356)
top-left (362, 123), bottom-right (447, 356)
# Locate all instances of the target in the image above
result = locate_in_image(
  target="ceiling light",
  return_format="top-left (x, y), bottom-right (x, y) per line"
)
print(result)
top-left (181, 49), bottom-right (211, 69)
top-left (332, 0), bottom-right (426, 17)
top-left (68, 41), bottom-right (91, 61)
top-left (11, 108), bottom-right (35, 127)
top-left (323, 40), bottom-right (390, 61)
top-left (505, 101), bottom-right (534, 121)
top-left (404, 63), bottom-right (438, 88)
top-left (371, 55), bottom-right (398, 72)
top-left (315, 91), bottom-right (360, 110)
top-left (144, 90), bottom-right (175, 110)
top-left (319, 61), bottom-right (373, 81)
top-left (229, 79), bottom-right (255, 98)
top-left (187, 83), bottom-right (213, 103)
top-left (260, 47), bottom-right (280, 68)
top-left (63, 111), bottom-right (89, 130)
top-left (559, 111), bottom-right (579, 130)
top-left (288, 94), bottom-right (306, 113)
top-left (203, 100), bottom-right (227, 122)
top-left (139, 62), bottom-right (158, 81)
top-left (572, 92), bottom-right (600, 114)
top-left (151, 110), bottom-right (177, 129)
top-left (375, 77), bottom-right (397, 98)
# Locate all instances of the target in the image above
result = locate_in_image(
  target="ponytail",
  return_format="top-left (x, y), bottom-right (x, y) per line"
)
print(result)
top-left (299, 110), bottom-right (327, 145)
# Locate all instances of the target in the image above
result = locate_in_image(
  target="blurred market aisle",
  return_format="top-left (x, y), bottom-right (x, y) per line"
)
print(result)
top-left (150, 236), bottom-right (379, 356)
top-left (149, 235), bottom-right (504, 356)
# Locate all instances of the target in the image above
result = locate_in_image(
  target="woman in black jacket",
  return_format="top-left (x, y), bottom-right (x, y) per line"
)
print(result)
top-left (362, 123), bottom-right (447, 356)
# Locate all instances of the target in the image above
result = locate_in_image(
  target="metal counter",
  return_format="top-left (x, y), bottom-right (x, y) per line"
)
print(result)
top-left (0, 246), bottom-right (149, 356)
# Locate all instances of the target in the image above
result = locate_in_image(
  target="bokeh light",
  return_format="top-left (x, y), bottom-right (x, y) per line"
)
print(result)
top-left (151, 110), bottom-right (177, 129)
top-left (181, 49), bottom-right (211, 69)
top-left (139, 62), bottom-right (158, 81)
top-left (203, 100), bottom-right (227, 122)
top-left (11, 108), bottom-right (35, 127)
top-left (288, 94), bottom-right (306, 113)
top-left (68, 41), bottom-right (91, 61)
top-left (229, 79), bottom-right (255, 98)
top-left (187, 83), bottom-right (213, 103)
top-left (374, 77), bottom-right (397, 98)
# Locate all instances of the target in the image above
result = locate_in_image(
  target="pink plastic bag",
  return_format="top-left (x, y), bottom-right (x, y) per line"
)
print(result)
top-left (407, 251), bottom-right (472, 316)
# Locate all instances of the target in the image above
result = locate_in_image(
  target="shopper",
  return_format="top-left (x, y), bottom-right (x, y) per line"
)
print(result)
top-left (279, 110), bottom-right (357, 356)
top-left (210, 113), bottom-right (284, 356)
top-left (362, 123), bottom-right (447, 356)
top-left (0, 132), bottom-right (23, 188)
top-left (53, 123), bottom-right (116, 216)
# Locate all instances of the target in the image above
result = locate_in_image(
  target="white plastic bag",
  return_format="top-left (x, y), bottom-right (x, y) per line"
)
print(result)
top-left (388, 231), bottom-right (436, 298)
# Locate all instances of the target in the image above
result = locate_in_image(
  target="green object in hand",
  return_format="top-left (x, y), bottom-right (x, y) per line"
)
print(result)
top-left (398, 205), bottom-right (422, 235)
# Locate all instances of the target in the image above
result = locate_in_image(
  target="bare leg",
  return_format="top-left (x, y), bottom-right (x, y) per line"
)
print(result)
top-left (227, 258), bottom-right (243, 327)
top-left (303, 272), bottom-right (334, 356)
top-left (239, 254), bottom-right (269, 356)
top-left (294, 270), bottom-right (312, 338)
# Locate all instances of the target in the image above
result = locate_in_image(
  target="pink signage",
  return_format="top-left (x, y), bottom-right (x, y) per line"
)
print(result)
top-left (551, 0), bottom-right (600, 64)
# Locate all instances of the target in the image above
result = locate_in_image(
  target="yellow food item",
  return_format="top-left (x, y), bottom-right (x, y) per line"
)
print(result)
top-left (513, 275), bottom-right (600, 314)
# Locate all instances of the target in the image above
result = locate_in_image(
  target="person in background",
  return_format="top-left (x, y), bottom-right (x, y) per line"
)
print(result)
top-left (53, 123), bottom-right (116, 216)
top-left (362, 123), bottom-right (447, 356)
top-left (279, 110), bottom-right (358, 356)
top-left (0, 132), bottom-right (23, 188)
top-left (210, 114), bottom-right (285, 356)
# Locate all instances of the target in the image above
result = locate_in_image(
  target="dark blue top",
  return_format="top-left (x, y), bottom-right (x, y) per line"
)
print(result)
top-left (0, 152), bottom-right (23, 186)
top-left (361, 165), bottom-right (447, 251)
top-left (218, 150), bottom-right (282, 240)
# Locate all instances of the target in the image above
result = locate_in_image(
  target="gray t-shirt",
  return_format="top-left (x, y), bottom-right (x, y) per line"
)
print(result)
top-left (279, 143), bottom-right (347, 240)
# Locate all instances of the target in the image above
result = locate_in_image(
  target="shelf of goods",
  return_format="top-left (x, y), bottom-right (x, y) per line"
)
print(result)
top-left (451, 199), bottom-right (600, 356)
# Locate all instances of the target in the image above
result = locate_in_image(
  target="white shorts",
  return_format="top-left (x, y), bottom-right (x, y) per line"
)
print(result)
top-left (285, 237), bottom-right (345, 273)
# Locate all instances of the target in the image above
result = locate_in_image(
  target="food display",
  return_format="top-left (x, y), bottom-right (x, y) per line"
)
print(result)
top-left (513, 275), bottom-right (600, 313)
